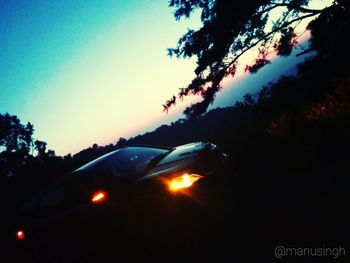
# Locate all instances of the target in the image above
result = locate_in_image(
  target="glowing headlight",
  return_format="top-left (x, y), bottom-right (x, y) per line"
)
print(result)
top-left (168, 173), bottom-right (203, 192)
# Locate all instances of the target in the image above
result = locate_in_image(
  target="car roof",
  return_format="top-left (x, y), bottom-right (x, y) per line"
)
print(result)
top-left (120, 144), bottom-right (174, 151)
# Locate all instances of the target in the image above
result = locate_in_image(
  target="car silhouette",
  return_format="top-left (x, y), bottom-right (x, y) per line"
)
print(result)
top-left (10, 141), bottom-right (227, 261)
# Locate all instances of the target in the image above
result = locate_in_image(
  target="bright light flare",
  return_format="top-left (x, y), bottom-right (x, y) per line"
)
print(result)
top-left (16, 230), bottom-right (25, 240)
top-left (168, 174), bottom-right (203, 192)
top-left (91, 190), bottom-right (107, 204)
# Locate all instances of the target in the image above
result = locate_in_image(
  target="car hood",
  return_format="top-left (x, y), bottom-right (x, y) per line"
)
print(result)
top-left (158, 142), bottom-right (208, 165)
top-left (140, 142), bottom-right (209, 180)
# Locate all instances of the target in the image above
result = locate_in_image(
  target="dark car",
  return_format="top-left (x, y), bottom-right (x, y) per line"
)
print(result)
top-left (10, 141), bottom-right (227, 261)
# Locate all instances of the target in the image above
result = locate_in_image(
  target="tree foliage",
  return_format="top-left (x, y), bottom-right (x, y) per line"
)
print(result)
top-left (165, 0), bottom-right (347, 118)
top-left (34, 140), bottom-right (47, 158)
top-left (0, 113), bottom-right (58, 178)
top-left (0, 113), bottom-right (34, 155)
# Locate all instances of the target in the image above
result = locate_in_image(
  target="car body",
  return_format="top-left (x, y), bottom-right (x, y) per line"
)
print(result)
top-left (9, 141), bottom-right (227, 261)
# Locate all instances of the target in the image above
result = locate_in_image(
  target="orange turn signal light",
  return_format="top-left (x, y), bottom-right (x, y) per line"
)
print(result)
top-left (168, 173), bottom-right (202, 192)
top-left (91, 190), bottom-right (107, 204)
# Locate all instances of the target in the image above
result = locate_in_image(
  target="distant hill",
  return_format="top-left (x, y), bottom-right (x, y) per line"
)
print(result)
top-left (71, 106), bottom-right (255, 169)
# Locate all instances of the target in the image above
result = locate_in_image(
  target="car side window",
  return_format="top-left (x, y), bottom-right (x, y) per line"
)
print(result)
top-left (75, 147), bottom-right (169, 180)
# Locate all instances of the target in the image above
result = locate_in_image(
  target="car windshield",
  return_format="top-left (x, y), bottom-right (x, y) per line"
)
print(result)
top-left (75, 146), bottom-right (170, 179)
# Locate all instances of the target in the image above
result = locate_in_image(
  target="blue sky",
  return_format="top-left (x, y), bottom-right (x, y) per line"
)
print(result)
top-left (0, 0), bottom-right (332, 155)
top-left (1, 0), bottom-right (201, 155)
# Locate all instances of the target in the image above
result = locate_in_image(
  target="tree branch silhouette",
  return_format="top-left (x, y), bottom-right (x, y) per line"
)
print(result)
top-left (165, 0), bottom-right (340, 118)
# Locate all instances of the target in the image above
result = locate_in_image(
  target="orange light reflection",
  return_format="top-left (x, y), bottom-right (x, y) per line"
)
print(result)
top-left (91, 191), bottom-right (107, 204)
